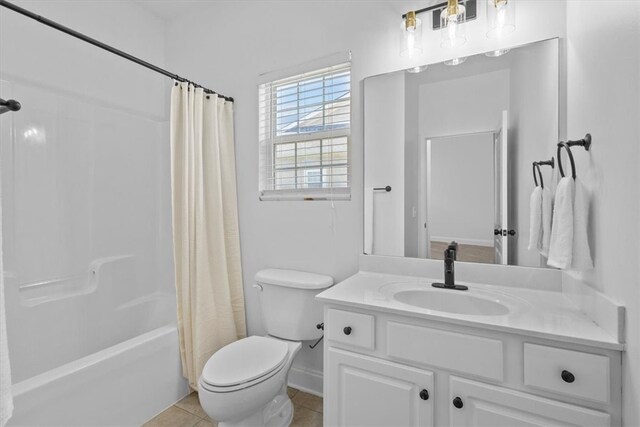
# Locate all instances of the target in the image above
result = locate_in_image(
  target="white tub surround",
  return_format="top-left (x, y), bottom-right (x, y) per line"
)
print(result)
top-left (8, 326), bottom-right (188, 426)
top-left (317, 257), bottom-right (624, 426)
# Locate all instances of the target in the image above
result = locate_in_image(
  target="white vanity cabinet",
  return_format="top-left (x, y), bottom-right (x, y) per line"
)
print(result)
top-left (323, 307), bottom-right (622, 427)
top-left (326, 348), bottom-right (434, 426)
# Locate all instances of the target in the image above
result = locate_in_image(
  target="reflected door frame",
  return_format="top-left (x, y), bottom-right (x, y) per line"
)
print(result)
top-left (418, 139), bottom-right (431, 259)
top-left (418, 129), bottom-right (504, 262)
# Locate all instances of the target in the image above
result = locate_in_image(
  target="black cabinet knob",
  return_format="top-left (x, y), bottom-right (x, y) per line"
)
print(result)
top-left (561, 370), bottom-right (575, 383)
top-left (419, 389), bottom-right (429, 400)
top-left (508, 229), bottom-right (516, 236)
top-left (453, 397), bottom-right (463, 409)
top-left (494, 228), bottom-right (502, 236)
top-left (343, 326), bottom-right (352, 335)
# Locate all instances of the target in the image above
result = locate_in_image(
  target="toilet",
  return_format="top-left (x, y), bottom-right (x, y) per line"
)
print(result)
top-left (198, 268), bottom-right (333, 427)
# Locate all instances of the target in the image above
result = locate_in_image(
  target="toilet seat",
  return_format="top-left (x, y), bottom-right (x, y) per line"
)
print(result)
top-left (200, 336), bottom-right (289, 392)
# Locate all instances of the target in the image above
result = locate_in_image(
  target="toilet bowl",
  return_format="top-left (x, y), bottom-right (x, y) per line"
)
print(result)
top-left (198, 269), bottom-right (333, 427)
top-left (199, 336), bottom-right (302, 427)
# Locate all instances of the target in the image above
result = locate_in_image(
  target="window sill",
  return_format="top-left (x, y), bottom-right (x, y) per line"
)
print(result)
top-left (259, 188), bottom-right (351, 201)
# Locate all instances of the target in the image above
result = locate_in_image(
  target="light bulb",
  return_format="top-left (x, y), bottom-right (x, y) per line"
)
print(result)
top-left (407, 32), bottom-right (416, 54)
top-left (440, 1), bottom-right (467, 49)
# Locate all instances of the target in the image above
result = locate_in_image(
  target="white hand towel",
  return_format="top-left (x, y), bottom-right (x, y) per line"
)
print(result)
top-left (527, 186), bottom-right (543, 251)
top-left (547, 177), bottom-right (575, 269)
top-left (364, 188), bottom-right (374, 254)
top-left (571, 178), bottom-right (594, 270)
top-left (1, 186), bottom-right (13, 427)
top-left (540, 186), bottom-right (554, 258)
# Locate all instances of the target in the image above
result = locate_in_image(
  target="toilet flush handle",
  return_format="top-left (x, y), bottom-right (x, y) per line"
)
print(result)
top-left (252, 284), bottom-right (263, 291)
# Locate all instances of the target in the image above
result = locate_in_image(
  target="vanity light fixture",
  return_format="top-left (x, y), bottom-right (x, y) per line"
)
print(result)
top-left (485, 48), bottom-right (510, 57)
top-left (406, 65), bottom-right (429, 73)
top-left (444, 57), bottom-right (467, 66)
top-left (487, 0), bottom-right (516, 38)
top-left (440, 0), bottom-right (467, 49)
top-left (400, 1), bottom-right (476, 57)
top-left (400, 11), bottom-right (423, 58)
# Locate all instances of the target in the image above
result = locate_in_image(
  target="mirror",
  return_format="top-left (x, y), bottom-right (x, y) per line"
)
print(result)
top-left (364, 38), bottom-right (559, 268)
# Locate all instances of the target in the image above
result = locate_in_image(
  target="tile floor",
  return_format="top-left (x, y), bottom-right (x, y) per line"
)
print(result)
top-left (143, 387), bottom-right (323, 427)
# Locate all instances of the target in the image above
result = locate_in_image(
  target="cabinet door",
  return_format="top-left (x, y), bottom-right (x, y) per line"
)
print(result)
top-left (449, 377), bottom-right (610, 427)
top-left (325, 347), bottom-right (434, 427)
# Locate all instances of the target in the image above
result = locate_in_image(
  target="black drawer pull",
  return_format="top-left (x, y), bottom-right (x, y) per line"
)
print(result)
top-left (561, 370), bottom-right (575, 383)
top-left (453, 397), bottom-right (463, 408)
top-left (419, 389), bottom-right (429, 400)
top-left (343, 326), bottom-right (352, 335)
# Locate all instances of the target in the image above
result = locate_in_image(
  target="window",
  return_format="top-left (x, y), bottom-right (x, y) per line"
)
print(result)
top-left (259, 62), bottom-right (351, 200)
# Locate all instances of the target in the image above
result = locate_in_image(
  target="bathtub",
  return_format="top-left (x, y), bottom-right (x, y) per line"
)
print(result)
top-left (7, 326), bottom-right (189, 426)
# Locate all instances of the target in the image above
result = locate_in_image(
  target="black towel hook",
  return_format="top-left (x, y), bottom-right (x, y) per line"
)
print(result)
top-left (557, 134), bottom-right (591, 180)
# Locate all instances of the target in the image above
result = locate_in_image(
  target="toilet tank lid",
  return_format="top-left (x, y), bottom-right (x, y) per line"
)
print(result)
top-left (255, 269), bottom-right (333, 290)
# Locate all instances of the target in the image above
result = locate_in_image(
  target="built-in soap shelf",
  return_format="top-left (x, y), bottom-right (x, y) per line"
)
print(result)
top-left (16, 255), bottom-right (134, 306)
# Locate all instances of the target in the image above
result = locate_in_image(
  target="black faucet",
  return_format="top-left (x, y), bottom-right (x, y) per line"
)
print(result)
top-left (432, 242), bottom-right (468, 291)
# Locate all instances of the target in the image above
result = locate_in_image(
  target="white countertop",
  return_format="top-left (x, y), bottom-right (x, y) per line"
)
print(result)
top-left (316, 271), bottom-right (624, 351)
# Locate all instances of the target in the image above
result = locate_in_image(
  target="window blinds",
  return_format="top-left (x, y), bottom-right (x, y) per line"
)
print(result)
top-left (259, 62), bottom-right (351, 200)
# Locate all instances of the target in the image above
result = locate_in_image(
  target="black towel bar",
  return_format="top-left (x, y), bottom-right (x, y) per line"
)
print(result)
top-left (374, 186), bottom-right (392, 192)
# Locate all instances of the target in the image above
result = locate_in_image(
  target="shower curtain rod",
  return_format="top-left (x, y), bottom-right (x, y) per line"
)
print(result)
top-left (0, 0), bottom-right (234, 102)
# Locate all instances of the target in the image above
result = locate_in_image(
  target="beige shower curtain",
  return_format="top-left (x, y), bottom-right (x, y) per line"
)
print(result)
top-left (170, 81), bottom-right (246, 390)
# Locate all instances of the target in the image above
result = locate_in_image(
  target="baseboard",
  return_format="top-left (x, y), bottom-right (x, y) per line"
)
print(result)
top-left (287, 366), bottom-right (323, 397)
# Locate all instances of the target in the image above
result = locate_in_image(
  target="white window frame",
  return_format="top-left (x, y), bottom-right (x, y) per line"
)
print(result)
top-left (259, 61), bottom-right (351, 201)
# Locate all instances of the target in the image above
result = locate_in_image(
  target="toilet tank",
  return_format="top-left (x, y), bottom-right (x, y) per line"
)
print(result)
top-left (254, 269), bottom-right (333, 341)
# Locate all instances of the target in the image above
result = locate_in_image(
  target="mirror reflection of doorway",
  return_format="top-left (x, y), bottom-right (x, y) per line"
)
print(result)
top-left (419, 131), bottom-right (496, 264)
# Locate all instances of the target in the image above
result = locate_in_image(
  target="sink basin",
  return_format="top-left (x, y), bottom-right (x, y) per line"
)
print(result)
top-left (392, 289), bottom-right (510, 316)
top-left (375, 282), bottom-right (529, 317)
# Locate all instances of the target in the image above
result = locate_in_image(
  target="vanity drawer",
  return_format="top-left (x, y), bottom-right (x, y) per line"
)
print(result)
top-left (386, 321), bottom-right (504, 382)
top-left (326, 309), bottom-right (375, 350)
top-left (523, 343), bottom-right (610, 404)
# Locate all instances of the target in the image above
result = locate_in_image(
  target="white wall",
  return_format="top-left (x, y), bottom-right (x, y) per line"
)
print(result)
top-left (364, 73), bottom-right (405, 256)
top-left (564, 2), bottom-right (640, 426)
top-left (165, 0), bottom-right (566, 393)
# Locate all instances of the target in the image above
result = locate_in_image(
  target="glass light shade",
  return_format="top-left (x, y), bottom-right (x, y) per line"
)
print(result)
top-left (487, 0), bottom-right (516, 38)
top-left (406, 65), bottom-right (428, 74)
top-left (400, 16), bottom-right (423, 58)
top-left (440, 3), bottom-right (467, 49)
top-left (443, 57), bottom-right (467, 66)
top-left (485, 48), bottom-right (510, 57)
